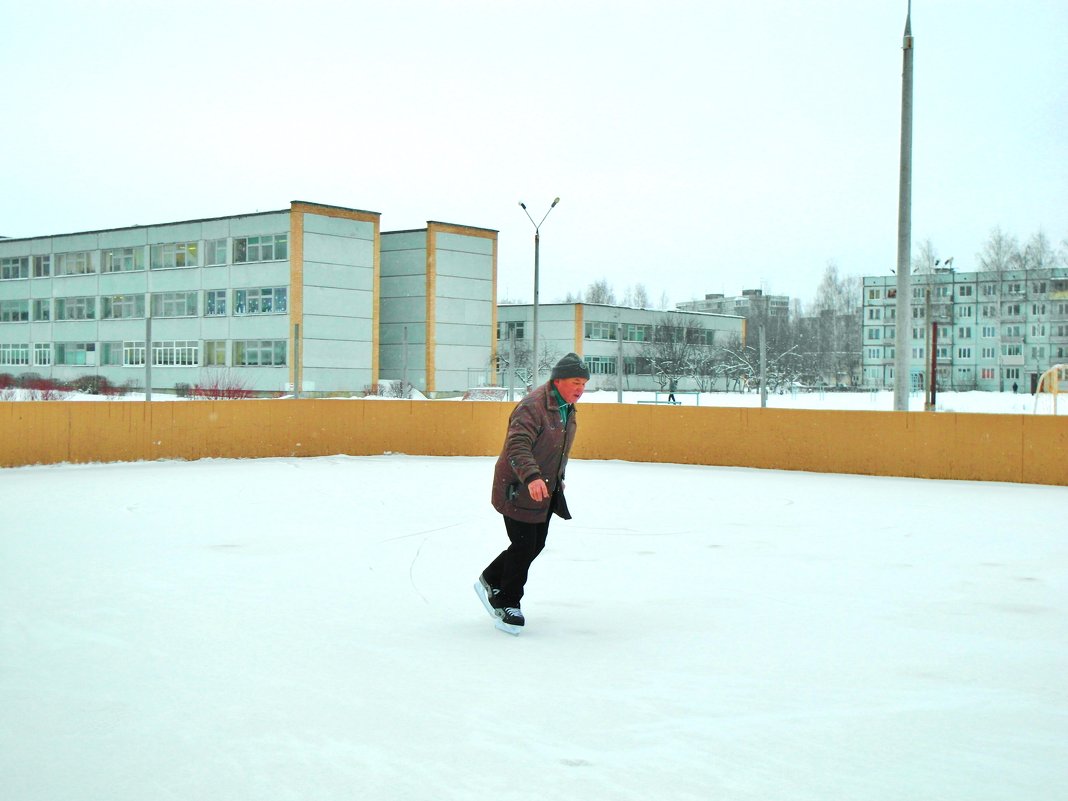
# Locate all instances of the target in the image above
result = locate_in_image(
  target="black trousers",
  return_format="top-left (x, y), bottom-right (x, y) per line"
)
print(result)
top-left (482, 510), bottom-right (553, 608)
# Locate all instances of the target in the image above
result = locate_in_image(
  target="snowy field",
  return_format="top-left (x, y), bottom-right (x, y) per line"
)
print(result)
top-left (2, 454), bottom-right (1066, 801)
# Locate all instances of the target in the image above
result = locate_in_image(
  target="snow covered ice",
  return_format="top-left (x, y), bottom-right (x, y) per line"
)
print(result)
top-left (1, 454), bottom-right (1066, 800)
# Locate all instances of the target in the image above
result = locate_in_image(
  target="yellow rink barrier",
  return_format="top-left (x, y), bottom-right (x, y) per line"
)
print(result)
top-left (0, 400), bottom-right (1064, 486)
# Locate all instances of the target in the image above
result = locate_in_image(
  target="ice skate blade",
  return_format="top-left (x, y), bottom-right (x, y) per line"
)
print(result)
top-left (494, 619), bottom-right (523, 636)
top-left (474, 581), bottom-right (502, 620)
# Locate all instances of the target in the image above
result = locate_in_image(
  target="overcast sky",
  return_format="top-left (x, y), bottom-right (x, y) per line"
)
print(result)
top-left (2, 0), bottom-right (1065, 308)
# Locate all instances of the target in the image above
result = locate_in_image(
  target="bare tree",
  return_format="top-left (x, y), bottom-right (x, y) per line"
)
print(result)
top-left (630, 283), bottom-right (651, 308)
top-left (977, 226), bottom-right (1022, 274)
top-left (638, 313), bottom-right (718, 391)
top-left (912, 238), bottom-right (940, 275)
top-left (1021, 229), bottom-right (1058, 270)
top-left (584, 279), bottom-right (617, 305)
top-left (493, 337), bottom-right (559, 390)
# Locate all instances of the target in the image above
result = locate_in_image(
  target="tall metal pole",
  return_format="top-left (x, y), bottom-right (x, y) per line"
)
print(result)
top-left (616, 320), bottom-right (624, 403)
top-left (893, 1), bottom-right (915, 411)
top-left (520, 198), bottom-right (559, 389)
top-left (145, 295), bottom-right (152, 402)
top-left (533, 228), bottom-right (540, 387)
top-left (759, 324), bottom-right (768, 408)
top-left (508, 327), bottom-right (516, 402)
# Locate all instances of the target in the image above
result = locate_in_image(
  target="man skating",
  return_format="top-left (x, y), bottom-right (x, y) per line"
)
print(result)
top-left (476, 353), bottom-right (589, 634)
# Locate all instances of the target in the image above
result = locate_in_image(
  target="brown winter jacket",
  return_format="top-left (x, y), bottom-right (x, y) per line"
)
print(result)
top-left (490, 381), bottom-right (578, 523)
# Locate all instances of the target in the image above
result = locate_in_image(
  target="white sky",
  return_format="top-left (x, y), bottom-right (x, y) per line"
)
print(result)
top-left (2, 0), bottom-right (1066, 308)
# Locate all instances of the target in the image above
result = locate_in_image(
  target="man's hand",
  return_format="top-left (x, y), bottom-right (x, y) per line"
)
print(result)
top-left (527, 478), bottom-right (550, 502)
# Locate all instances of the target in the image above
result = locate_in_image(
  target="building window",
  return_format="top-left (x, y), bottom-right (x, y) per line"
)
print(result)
top-left (585, 356), bottom-right (617, 375)
top-left (54, 252), bottom-right (93, 276)
top-left (54, 342), bottom-right (97, 365)
top-left (498, 321), bottom-right (525, 341)
top-left (957, 347), bottom-right (972, 359)
top-left (1031, 303), bottom-right (1047, 316)
top-left (34, 343), bottom-right (51, 366)
top-left (32, 299), bottom-right (50, 321)
top-left (0, 300), bottom-right (30, 322)
top-left (1003, 324), bottom-right (1022, 338)
top-left (100, 342), bottom-right (123, 366)
top-left (204, 289), bottom-right (227, 316)
top-left (982, 325), bottom-right (996, 338)
top-left (1033, 281), bottom-right (1047, 293)
top-left (981, 283), bottom-right (997, 296)
top-left (624, 323), bottom-right (652, 342)
top-left (868, 288), bottom-right (882, 300)
top-left (866, 328), bottom-right (881, 341)
top-left (1002, 344), bottom-right (1023, 357)
top-left (957, 306), bottom-right (973, 318)
top-left (204, 340), bottom-right (227, 366)
top-left (1030, 346), bottom-right (1046, 360)
top-left (234, 287), bottom-right (287, 315)
top-left (233, 339), bottom-right (286, 366)
top-left (205, 238), bottom-right (228, 266)
top-left (32, 255), bottom-right (51, 278)
top-left (1, 256), bottom-right (29, 280)
top-left (151, 241), bottom-right (198, 269)
top-left (981, 368), bottom-right (995, 380)
top-left (55, 296), bottom-right (97, 320)
top-left (1005, 368), bottom-right (1020, 380)
top-left (584, 321), bottom-right (616, 340)
top-left (0, 344), bottom-right (30, 365)
top-left (102, 295), bottom-right (145, 320)
top-left (1030, 324), bottom-right (1046, 337)
top-left (623, 356), bottom-right (652, 375)
top-left (151, 292), bottom-right (198, 318)
top-left (233, 234), bottom-right (288, 263)
top-left (101, 247), bottom-right (146, 273)
top-left (981, 305), bottom-right (997, 318)
top-left (123, 341), bottom-right (146, 366)
top-left (981, 347), bottom-right (996, 359)
top-left (957, 327), bottom-right (972, 339)
top-left (153, 340), bottom-right (199, 366)
top-left (867, 308), bottom-right (881, 320)
top-left (958, 285), bottom-right (974, 297)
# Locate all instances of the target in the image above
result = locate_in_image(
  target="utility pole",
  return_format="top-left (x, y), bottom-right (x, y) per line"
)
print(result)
top-left (519, 198), bottom-right (560, 388)
top-left (893, 1), bottom-right (914, 411)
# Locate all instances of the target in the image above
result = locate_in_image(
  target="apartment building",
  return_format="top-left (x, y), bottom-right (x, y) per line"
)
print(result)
top-left (0, 202), bottom-right (497, 397)
top-left (861, 267), bottom-right (1068, 392)
top-left (677, 289), bottom-right (790, 347)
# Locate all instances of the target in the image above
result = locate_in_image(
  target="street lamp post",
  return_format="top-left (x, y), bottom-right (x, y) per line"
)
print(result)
top-left (519, 197), bottom-right (560, 388)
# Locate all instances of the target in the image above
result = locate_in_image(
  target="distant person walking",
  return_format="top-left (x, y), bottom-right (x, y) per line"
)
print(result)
top-left (475, 353), bottom-right (590, 634)
top-left (668, 378), bottom-right (677, 404)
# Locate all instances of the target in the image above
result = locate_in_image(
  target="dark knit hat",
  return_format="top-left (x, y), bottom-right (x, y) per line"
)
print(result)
top-left (551, 352), bottom-right (591, 381)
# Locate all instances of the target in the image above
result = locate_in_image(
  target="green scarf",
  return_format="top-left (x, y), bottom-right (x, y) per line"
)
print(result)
top-left (552, 386), bottom-right (570, 425)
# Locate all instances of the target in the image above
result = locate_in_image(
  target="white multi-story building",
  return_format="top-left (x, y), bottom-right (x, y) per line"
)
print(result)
top-left (0, 202), bottom-right (497, 397)
top-left (495, 302), bottom-right (744, 392)
top-left (861, 267), bottom-right (1068, 392)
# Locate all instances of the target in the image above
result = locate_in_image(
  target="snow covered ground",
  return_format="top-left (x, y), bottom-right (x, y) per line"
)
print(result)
top-left (2, 454), bottom-right (1065, 801)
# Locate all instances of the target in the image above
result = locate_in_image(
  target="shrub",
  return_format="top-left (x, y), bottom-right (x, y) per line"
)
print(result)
top-left (191, 370), bottom-right (254, 400)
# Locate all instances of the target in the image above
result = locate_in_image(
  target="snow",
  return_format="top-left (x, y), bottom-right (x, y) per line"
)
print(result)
top-left (2, 446), bottom-right (1066, 800)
